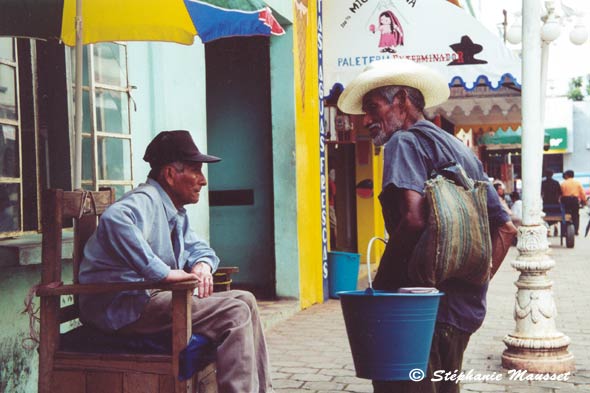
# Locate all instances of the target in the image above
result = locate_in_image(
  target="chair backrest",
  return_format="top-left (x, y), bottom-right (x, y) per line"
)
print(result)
top-left (41, 189), bottom-right (115, 315)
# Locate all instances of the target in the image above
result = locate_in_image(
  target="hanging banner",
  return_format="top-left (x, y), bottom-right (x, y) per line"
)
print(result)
top-left (318, 0), bottom-right (329, 301)
top-left (323, 0), bottom-right (521, 98)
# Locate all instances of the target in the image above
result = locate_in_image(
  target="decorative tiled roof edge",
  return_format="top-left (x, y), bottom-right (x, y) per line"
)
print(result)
top-left (324, 73), bottom-right (522, 102)
top-left (449, 73), bottom-right (522, 91)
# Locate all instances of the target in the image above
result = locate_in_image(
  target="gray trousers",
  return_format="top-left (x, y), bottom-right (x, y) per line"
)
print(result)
top-left (119, 289), bottom-right (272, 393)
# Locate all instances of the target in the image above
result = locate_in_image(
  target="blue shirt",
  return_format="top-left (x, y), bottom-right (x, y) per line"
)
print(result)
top-left (381, 120), bottom-right (510, 333)
top-left (79, 178), bottom-right (220, 332)
top-left (383, 120), bottom-right (508, 228)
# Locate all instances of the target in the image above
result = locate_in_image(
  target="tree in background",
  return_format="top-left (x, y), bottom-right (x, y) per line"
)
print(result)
top-left (566, 76), bottom-right (584, 101)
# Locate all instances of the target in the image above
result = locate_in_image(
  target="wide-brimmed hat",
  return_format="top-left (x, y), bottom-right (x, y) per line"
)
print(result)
top-left (337, 58), bottom-right (450, 115)
top-left (143, 130), bottom-right (221, 167)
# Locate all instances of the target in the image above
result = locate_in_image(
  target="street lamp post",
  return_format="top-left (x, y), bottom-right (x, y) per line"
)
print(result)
top-left (501, 0), bottom-right (587, 373)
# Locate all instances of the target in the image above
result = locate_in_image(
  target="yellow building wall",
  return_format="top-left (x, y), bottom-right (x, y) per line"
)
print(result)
top-left (294, 0), bottom-right (324, 308)
top-left (354, 118), bottom-right (386, 268)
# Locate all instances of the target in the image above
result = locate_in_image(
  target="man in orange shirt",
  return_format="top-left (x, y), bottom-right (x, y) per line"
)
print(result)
top-left (560, 170), bottom-right (586, 235)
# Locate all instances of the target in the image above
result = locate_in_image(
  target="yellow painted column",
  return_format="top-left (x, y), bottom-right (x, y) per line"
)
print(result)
top-left (355, 136), bottom-right (386, 268)
top-left (294, 0), bottom-right (324, 308)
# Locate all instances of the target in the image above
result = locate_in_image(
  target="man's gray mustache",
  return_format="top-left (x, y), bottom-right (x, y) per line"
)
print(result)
top-left (367, 123), bottom-right (381, 135)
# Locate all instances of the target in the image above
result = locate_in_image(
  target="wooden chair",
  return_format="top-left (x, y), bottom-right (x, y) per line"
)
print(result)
top-left (36, 189), bottom-right (237, 393)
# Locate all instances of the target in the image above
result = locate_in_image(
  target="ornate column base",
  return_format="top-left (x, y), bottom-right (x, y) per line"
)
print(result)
top-left (502, 335), bottom-right (575, 373)
top-left (501, 224), bottom-right (575, 374)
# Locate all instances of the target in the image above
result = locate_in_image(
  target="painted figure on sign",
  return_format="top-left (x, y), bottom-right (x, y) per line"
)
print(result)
top-left (371, 10), bottom-right (404, 53)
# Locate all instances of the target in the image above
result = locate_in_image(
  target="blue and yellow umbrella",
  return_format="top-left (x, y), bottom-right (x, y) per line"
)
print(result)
top-left (0, 0), bottom-right (284, 188)
top-left (0, 0), bottom-right (285, 45)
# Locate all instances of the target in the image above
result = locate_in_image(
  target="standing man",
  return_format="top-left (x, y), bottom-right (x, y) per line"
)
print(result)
top-left (78, 130), bottom-right (273, 393)
top-left (493, 182), bottom-right (512, 215)
top-left (560, 169), bottom-right (586, 235)
top-left (541, 170), bottom-right (562, 206)
top-left (541, 170), bottom-right (562, 236)
top-left (338, 59), bottom-right (516, 393)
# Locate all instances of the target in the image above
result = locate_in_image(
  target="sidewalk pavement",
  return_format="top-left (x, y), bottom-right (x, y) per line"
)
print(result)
top-left (263, 216), bottom-right (590, 393)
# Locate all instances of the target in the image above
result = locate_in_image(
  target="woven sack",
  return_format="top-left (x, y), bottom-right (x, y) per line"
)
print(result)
top-left (407, 172), bottom-right (492, 286)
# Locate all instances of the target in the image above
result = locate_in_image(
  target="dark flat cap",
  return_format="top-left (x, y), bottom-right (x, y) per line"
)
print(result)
top-left (143, 130), bottom-right (221, 167)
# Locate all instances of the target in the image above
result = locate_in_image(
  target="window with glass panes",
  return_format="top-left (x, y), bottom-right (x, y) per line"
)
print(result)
top-left (0, 38), bottom-right (21, 235)
top-left (75, 43), bottom-right (133, 197)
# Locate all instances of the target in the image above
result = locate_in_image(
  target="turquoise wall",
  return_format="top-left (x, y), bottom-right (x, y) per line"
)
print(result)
top-left (265, 0), bottom-right (293, 23)
top-left (0, 261), bottom-right (77, 392)
top-left (127, 41), bottom-right (212, 239)
top-left (0, 265), bottom-right (42, 392)
top-left (270, 26), bottom-right (299, 299)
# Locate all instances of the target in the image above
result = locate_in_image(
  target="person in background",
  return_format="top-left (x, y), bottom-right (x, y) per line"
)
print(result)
top-left (541, 170), bottom-right (562, 237)
top-left (493, 182), bottom-right (512, 216)
top-left (541, 169), bottom-right (561, 206)
top-left (510, 191), bottom-right (522, 227)
top-left (560, 170), bottom-right (586, 236)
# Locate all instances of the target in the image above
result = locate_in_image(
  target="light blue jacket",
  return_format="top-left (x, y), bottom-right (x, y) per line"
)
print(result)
top-left (79, 178), bottom-right (219, 332)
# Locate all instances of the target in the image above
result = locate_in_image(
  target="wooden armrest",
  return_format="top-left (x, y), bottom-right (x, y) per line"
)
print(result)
top-left (213, 266), bottom-right (238, 292)
top-left (39, 267), bottom-right (239, 296)
top-left (216, 266), bottom-right (239, 275)
top-left (36, 280), bottom-right (199, 297)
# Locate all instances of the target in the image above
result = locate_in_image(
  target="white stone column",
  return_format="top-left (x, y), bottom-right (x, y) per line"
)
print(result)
top-left (501, 0), bottom-right (574, 373)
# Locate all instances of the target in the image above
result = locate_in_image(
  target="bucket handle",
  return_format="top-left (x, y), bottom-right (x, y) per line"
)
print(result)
top-left (366, 236), bottom-right (388, 290)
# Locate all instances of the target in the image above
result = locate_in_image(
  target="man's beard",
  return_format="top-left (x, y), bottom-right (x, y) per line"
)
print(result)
top-left (369, 114), bottom-right (404, 146)
top-left (372, 128), bottom-right (390, 146)
top-left (369, 123), bottom-right (397, 146)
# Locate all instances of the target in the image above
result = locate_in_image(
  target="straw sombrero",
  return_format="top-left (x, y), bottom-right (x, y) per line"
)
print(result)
top-left (337, 58), bottom-right (450, 115)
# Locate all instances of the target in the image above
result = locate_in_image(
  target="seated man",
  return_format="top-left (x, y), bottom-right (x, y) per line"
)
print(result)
top-left (78, 130), bottom-right (273, 393)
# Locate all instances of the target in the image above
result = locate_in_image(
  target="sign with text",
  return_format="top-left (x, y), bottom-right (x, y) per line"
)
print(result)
top-left (323, 0), bottom-right (521, 98)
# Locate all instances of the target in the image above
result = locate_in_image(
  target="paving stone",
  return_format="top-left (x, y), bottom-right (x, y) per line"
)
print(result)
top-left (340, 383), bottom-right (373, 392)
top-left (271, 372), bottom-right (293, 380)
top-left (332, 376), bottom-right (366, 384)
top-left (506, 387), bottom-right (554, 393)
top-left (271, 360), bottom-right (308, 368)
top-left (291, 373), bottom-right (333, 382)
top-left (279, 367), bottom-right (319, 374)
top-left (315, 391), bottom-right (347, 393)
top-left (310, 362), bottom-right (351, 370)
top-left (273, 379), bottom-right (305, 389)
top-left (461, 383), bottom-right (507, 392)
top-left (573, 371), bottom-right (590, 379)
top-left (308, 360), bottom-right (352, 370)
top-left (302, 381), bottom-right (345, 391)
top-left (322, 368), bottom-right (356, 377)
